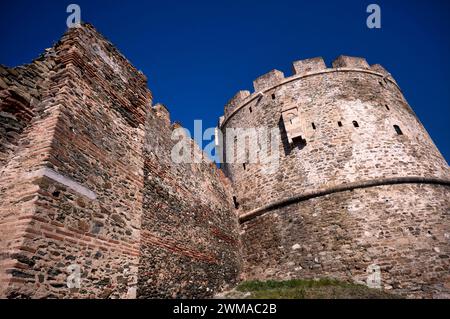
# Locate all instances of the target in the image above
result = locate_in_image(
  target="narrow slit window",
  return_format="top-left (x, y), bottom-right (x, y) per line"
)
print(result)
top-left (233, 196), bottom-right (239, 209)
top-left (249, 107), bottom-right (252, 113)
top-left (271, 93), bottom-right (276, 100)
top-left (352, 121), bottom-right (359, 128)
top-left (243, 163), bottom-right (247, 170)
top-left (311, 123), bottom-right (316, 130)
top-left (394, 125), bottom-right (403, 135)
top-left (385, 105), bottom-right (390, 111)
top-left (233, 136), bottom-right (238, 163)
top-left (338, 121), bottom-right (343, 127)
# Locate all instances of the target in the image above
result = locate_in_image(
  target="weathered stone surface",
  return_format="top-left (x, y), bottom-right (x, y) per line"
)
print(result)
top-left (0, 23), bottom-right (240, 299)
top-left (220, 57), bottom-right (450, 298)
top-left (292, 57), bottom-right (326, 75)
top-left (1, 23), bottom-right (448, 300)
top-left (253, 70), bottom-right (285, 92)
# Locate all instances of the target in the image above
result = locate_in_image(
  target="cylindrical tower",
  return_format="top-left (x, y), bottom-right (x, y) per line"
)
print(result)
top-left (220, 56), bottom-right (450, 298)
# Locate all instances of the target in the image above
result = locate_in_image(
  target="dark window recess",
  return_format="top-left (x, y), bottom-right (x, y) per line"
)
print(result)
top-left (271, 93), bottom-right (276, 100)
top-left (52, 191), bottom-right (60, 198)
top-left (233, 196), bottom-right (239, 209)
top-left (292, 136), bottom-right (304, 145)
top-left (385, 105), bottom-right (390, 111)
top-left (243, 163), bottom-right (247, 170)
top-left (352, 121), bottom-right (359, 128)
top-left (311, 123), bottom-right (316, 130)
top-left (338, 121), bottom-right (343, 127)
top-left (394, 125), bottom-right (403, 135)
top-left (249, 107), bottom-right (252, 113)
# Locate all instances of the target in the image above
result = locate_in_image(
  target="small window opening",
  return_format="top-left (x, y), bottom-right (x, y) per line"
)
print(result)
top-left (352, 121), bottom-right (359, 128)
top-left (385, 105), bottom-right (390, 111)
top-left (394, 125), bottom-right (403, 135)
top-left (311, 123), bottom-right (316, 130)
top-left (271, 93), bottom-right (276, 100)
top-left (233, 196), bottom-right (239, 209)
top-left (292, 136), bottom-right (304, 144)
top-left (338, 121), bottom-right (343, 127)
top-left (249, 107), bottom-right (252, 113)
top-left (243, 163), bottom-right (247, 170)
top-left (52, 191), bottom-right (60, 198)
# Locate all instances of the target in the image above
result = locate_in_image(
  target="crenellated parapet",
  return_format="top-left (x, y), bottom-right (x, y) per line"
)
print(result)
top-left (221, 55), bottom-right (400, 126)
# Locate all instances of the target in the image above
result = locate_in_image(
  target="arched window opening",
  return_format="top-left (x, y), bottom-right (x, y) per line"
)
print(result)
top-left (352, 121), bottom-right (359, 128)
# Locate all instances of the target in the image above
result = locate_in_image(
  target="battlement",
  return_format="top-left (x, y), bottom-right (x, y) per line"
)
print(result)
top-left (332, 55), bottom-right (370, 69)
top-left (292, 57), bottom-right (326, 74)
top-left (221, 56), bottom-right (397, 125)
top-left (253, 69), bottom-right (285, 92)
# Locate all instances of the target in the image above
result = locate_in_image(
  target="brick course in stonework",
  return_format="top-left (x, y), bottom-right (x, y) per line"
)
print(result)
top-left (0, 23), bottom-right (449, 298)
top-left (0, 24), bottom-right (240, 299)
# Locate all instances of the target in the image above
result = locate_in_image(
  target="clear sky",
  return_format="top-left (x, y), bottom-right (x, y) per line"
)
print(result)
top-left (1, 0), bottom-right (449, 162)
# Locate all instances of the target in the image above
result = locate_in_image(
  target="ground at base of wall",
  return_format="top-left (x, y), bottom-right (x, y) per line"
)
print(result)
top-left (215, 278), bottom-right (401, 299)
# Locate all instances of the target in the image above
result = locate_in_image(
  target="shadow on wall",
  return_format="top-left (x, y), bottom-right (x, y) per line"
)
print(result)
top-left (278, 117), bottom-right (307, 156)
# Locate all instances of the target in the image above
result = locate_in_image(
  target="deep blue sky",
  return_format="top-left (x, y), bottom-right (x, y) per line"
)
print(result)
top-left (1, 0), bottom-right (449, 162)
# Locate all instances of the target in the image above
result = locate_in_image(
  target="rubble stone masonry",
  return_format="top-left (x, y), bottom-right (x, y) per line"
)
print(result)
top-left (220, 56), bottom-right (450, 298)
top-left (0, 23), bottom-right (449, 299)
top-left (0, 24), bottom-right (240, 298)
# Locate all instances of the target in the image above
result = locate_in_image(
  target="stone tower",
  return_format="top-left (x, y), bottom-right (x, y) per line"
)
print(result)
top-left (219, 56), bottom-right (450, 298)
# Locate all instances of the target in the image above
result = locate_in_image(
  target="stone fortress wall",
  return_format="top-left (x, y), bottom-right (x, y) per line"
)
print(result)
top-left (220, 56), bottom-right (450, 298)
top-left (0, 24), bottom-right (240, 299)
